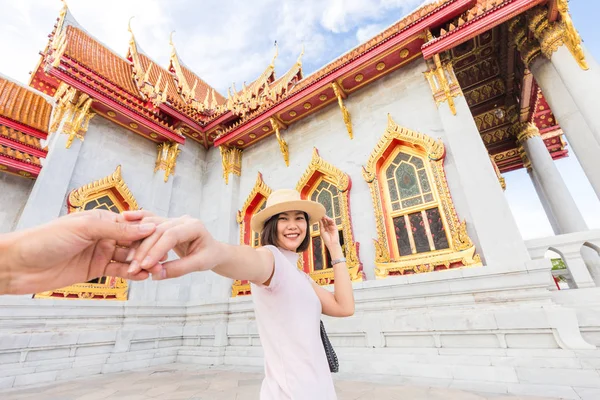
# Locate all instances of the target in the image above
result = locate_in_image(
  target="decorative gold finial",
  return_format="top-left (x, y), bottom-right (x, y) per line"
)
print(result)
top-left (270, 41), bottom-right (279, 67)
top-left (155, 142), bottom-right (181, 182)
top-left (220, 146), bottom-right (243, 185)
top-left (331, 82), bottom-right (353, 139)
top-left (270, 117), bottom-right (289, 167)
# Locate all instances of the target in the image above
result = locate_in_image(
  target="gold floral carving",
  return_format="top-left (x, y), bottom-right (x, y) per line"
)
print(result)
top-left (527, 4), bottom-right (587, 70)
top-left (155, 142), bottom-right (181, 183)
top-left (35, 165), bottom-right (138, 301)
top-left (331, 82), bottom-right (353, 140)
top-left (423, 31), bottom-right (461, 115)
top-left (68, 165), bottom-right (139, 212)
top-left (296, 148), bottom-right (363, 284)
top-left (219, 146), bottom-right (243, 185)
top-left (270, 117), bottom-right (289, 167)
top-left (556, 0), bottom-right (588, 70)
top-left (516, 122), bottom-right (541, 143)
top-left (362, 115), bottom-right (481, 278)
top-left (232, 172), bottom-right (272, 297)
top-left (508, 17), bottom-right (542, 67)
top-left (51, 84), bottom-right (96, 149)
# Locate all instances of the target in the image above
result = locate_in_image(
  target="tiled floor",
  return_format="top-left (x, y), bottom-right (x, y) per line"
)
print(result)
top-left (0, 364), bottom-right (555, 400)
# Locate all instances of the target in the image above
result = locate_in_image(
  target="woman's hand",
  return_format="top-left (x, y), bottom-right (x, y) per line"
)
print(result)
top-left (123, 211), bottom-right (225, 280)
top-left (319, 216), bottom-right (343, 258)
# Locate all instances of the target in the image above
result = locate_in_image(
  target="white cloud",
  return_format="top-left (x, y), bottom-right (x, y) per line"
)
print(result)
top-left (0, 0), bottom-right (424, 93)
top-left (356, 23), bottom-right (389, 43)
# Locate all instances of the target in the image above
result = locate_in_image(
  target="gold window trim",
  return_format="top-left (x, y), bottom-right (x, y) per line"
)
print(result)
top-left (296, 148), bottom-right (364, 285)
top-left (232, 172), bottom-right (272, 297)
top-left (34, 165), bottom-right (138, 301)
top-left (362, 115), bottom-right (481, 278)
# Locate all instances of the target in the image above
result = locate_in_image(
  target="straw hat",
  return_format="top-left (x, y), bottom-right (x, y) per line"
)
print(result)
top-left (250, 189), bottom-right (326, 233)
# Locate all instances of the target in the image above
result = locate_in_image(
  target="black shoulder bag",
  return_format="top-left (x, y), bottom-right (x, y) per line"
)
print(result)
top-left (319, 320), bottom-right (339, 373)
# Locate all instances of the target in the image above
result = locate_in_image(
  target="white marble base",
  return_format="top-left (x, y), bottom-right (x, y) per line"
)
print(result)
top-left (1, 261), bottom-right (598, 398)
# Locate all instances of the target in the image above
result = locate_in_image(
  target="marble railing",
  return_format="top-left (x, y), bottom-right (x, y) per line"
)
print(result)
top-left (526, 229), bottom-right (600, 290)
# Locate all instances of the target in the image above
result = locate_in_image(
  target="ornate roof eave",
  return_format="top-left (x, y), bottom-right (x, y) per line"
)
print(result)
top-left (0, 153), bottom-right (42, 179)
top-left (47, 63), bottom-right (185, 144)
top-left (213, 0), bottom-right (474, 149)
top-left (168, 32), bottom-right (194, 101)
top-left (422, 0), bottom-right (545, 58)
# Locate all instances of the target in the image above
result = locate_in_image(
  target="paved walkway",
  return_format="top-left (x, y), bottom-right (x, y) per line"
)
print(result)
top-left (0, 364), bottom-right (554, 400)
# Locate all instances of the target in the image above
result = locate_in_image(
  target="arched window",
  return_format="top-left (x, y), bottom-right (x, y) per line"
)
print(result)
top-left (34, 165), bottom-right (138, 300)
top-left (233, 172), bottom-right (272, 297)
top-left (362, 115), bottom-right (481, 278)
top-left (296, 148), bottom-right (364, 285)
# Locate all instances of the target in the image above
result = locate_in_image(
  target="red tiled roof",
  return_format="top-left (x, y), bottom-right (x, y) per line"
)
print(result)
top-left (0, 77), bottom-right (52, 133)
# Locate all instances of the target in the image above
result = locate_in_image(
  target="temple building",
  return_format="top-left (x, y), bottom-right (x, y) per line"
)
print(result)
top-left (1, 0), bottom-right (600, 397)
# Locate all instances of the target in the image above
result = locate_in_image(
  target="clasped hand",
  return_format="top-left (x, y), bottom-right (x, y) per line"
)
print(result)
top-left (1, 209), bottom-right (341, 296)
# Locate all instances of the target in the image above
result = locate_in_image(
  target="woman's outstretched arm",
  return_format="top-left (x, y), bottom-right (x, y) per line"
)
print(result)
top-left (124, 212), bottom-right (274, 285)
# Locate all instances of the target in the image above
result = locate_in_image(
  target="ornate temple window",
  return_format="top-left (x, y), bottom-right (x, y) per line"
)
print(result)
top-left (232, 172), bottom-right (272, 297)
top-left (34, 166), bottom-right (138, 300)
top-left (362, 115), bottom-right (481, 278)
top-left (296, 149), bottom-right (364, 285)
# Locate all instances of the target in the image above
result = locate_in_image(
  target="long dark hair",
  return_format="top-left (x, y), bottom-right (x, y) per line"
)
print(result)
top-left (260, 212), bottom-right (310, 253)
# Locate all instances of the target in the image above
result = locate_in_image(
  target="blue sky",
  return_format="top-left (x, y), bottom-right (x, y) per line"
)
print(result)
top-left (0, 0), bottom-right (597, 239)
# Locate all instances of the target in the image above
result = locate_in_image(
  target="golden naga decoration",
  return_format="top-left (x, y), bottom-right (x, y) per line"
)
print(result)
top-left (232, 172), bottom-right (272, 297)
top-left (154, 142), bottom-right (181, 183)
top-left (295, 148), bottom-right (363, 285)
top-left (423, 31), bottom-right (461, 115)
top-left (51, 84), bottom-right (96, 148)
top-left (527, 4), bottom-right (587, 70)
top-left (219, 145), bottom-right (243, 185)
top-left (489, 154), bottom-right (506, 191)
top-left (362, 115), bottom-right (481, 278)
top-left (45, 0), bottom-right (69, 69)
top-left (270, 117), bottom-right (289, 167)
top-left (331, 82), bottom-right (353, 139)
top-left (556, 0), bottom-right (588, 70)
top-left (35, 165), bottom-right (138, 301)
top-left (169, 32), bottom-right (227, 115)
top-left (127, 19), bottom-right (169, 106)
top-left (226, 46), bottom-right (303, 118)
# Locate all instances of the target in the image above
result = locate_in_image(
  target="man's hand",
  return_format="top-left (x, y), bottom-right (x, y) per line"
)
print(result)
top-left (0, 210), bottom-right (157, 295)
top-left (123, 211), bottom-right (225, 280)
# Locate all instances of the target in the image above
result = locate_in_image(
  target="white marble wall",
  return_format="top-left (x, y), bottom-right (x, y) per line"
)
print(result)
top-left (223, 58), bottom-right (475, 280)
top-left (0, 173), bottom-right (32, 233)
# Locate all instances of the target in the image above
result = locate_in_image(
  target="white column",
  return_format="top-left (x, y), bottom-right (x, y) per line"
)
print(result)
top-left (16, 132), bottom-right (82, 230)
top-left (436, 94), bottom-right (531, 268)
top-left (528, 168), bottom-right (560, 234)
top-left (529, 56), bottom-right (600, 200)
top-left (519, 124), bottom-right (600, 285)
top-left (550, 45), bottom-right (600, 146)
top-left (519, 123), bottom-right (587, 234)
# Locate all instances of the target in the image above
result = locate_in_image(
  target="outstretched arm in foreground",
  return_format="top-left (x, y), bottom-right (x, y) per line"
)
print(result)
top-left (0, 210), bottom-right (157, 296)
top-left (124, 212), bottom-right (275, 285)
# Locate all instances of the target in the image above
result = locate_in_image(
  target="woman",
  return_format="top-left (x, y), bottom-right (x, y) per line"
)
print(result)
top-left (126, 189), bottom-right (355, 399)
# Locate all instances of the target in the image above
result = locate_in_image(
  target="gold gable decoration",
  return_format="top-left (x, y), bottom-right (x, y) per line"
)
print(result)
top-left (296, 148), bottom-right (364, 285)
top-left (362, 115), bottom-right (480, 278)
top-left (232, 172), bottom-right (273, 297)
top-left (34, 166), bottom-right (138, 301)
